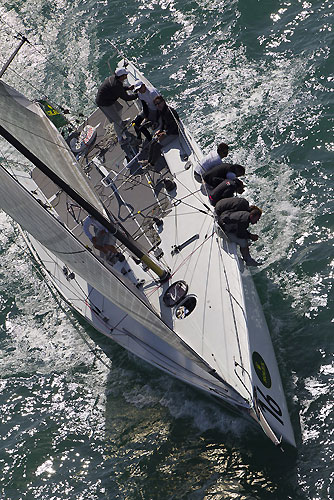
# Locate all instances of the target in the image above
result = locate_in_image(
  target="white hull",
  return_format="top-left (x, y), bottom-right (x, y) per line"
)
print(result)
top-left (0, 61), bottom-right (296, 449)
top-left (22, 229), bottom-right (251, 413)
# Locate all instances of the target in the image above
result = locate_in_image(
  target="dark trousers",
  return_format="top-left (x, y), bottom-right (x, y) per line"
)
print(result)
top-left (134, 112), bottom-right (152, 141)
top-left (148, 134), bottom-right (178, 165)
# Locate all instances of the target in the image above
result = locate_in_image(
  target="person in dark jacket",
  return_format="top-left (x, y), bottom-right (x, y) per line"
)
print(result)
top-left (203, 163), bottom-right (245, 188)
top-left (208, 178), bottom-right (244, 206)
top-left (216, 198), bottom-right (262, 266)
top-left (139, 96), bottom-right (181, 167)
top-left (96, 68), bottom-right (137, 142)
top-left (215, 196), bottom-right (250, 217)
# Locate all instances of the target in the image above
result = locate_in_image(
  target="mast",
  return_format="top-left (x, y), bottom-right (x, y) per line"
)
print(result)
top-left (0, 36), bottom-right (27, 78)
top-left (0, 124), bottom-right (169, 280)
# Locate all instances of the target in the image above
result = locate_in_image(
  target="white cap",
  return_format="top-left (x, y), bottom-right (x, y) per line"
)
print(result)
top-left (115, 68), bottom-right (128, 77)
top-left (134, 80), bottom-right (145, 90)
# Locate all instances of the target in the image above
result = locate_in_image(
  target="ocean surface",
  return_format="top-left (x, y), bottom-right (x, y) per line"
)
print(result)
top-left (0, 0), bottom-right (333, 498)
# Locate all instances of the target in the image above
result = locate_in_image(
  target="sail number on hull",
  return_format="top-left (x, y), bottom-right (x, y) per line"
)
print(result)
top-left (252, 352), bottom-right (284, 426)
top-left (255, 386), bottom-right (284, 426)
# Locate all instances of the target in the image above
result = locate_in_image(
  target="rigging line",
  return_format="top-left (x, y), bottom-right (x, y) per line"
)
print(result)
top-left (102, 138), bottom-right (158, 192)
top-left (174, 171), bottom-right (214, 213)
top-left (84, 300), bottom-right (152, 349)
top-left (0, 115), bottom-right (74, 152)
top-left (1, 126), bottom-right (211, 265)
top-left (172, 210), bottom-right (214, 279)
top-left (169, 158), bottom-right (212, 207)
top-left (96, 175), bottom-right (157, 251)
top-left (178, 231), bottom-right (233, 383)
top-left (170, 232), bottom-right (215, 278)
top-left (17, 236), bottom-right (126, 370)
top-left (107, 180), bottom-right (212, 235)
top-left (203, 236), bottom-right (238, 384)
top-left (145, 232), bottom-right (215, 300)
top-left (0, 15), bottom-right (97, 109)
top-left (200, 231), bottom-right (215, 354)
top-left (55, 299), bottom-right (113, 371)
top-left (15, 222), bottom-right (180, 374)
top-left (95, 118), bottom-right (209, 216)
top-left (216, 234), bottom-right (245, 370)
top-left (22, 245), bottom-right (94, 307)
top-left (0, 157), bottom-right (32, 171)
top-left (108, 165), bottom-right (213, 218)
top-left (0, 148), bottom-right (36, 209)
top-left (124, 117), bottom-right (208, 212)
top-left (3, 158), bottom-right (227, 381)
top-left (0, 62), bottom-right (88, 127)
top-left (166, 191), bottom-right (213, 277)
top-left (0, 65), bottom-right (50, 104)
top-left (20, 225), bottom-right (145, 333)
top-left (71, 329), bottom-right (111, 371)
top-left (11, 225), bottom-right (112, 323)
top-left (163, 210), bottom-right (209, 218)
top-left (121, 326), bottom-right (249, 407)
top-left (67, 278), bottom-right (250, 409)
top-left (0, 69), bottom-right (90, 139)
top-left (90, 134), bottom-right (207, 215)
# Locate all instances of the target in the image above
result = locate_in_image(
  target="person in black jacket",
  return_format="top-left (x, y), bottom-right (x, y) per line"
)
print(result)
top-left (139, 96), bottom-right (181, 167)
top-left (215, 196), bottom-right (250, 216)
top-left (96, 68), bottom-right (137, 142)
top-left (208, 178), bottom-right (245, 206)
top-left (203, 163), bottom-right (245, 188)
top-left (216, 198), bottom-right (262, 266)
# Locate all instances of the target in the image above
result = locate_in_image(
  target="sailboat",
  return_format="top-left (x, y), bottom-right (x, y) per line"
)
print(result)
top-left (0, 44), bottom-right (296, 449)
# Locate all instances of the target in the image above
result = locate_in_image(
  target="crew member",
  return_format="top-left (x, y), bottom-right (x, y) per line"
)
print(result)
top-left (96, 68), bottom-right (137, 143)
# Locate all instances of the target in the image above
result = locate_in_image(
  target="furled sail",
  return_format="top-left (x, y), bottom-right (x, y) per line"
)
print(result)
top-left (0, 81), bottom-right (105, 217)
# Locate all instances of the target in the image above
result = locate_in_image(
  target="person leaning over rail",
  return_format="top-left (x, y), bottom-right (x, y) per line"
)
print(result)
top-left (194, 142), bottom-right (229, 182)
top-left (96, 68), bottom-right (137, 144)
top-left (215, 196), bottom-right (250, 217)
top-left (208, 177), bottom-right (245, 206)
top-left (139, 96), bottom-right (181, 168)
top-left (202, 163), bottom-right (245, 189)
top-left (215, 197), bottom-right (263, 267)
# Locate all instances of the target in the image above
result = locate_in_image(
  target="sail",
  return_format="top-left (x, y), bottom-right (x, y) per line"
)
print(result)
top-left (0, 165), bottom-right (222, 381)
top-left (0, 81), bottom-right (105, 217)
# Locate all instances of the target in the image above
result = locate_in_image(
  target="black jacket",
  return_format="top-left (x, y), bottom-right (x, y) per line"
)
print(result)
top-left (218, 210), bottom-right (252, 239)
top-left (215, 197), bottom-right (249, 217)
top-left (209, 179), bottom-right (241, 206)
top-left (96, 75), bottom-right (137, 107)
top-left (159, 104), bottom-right (180, 135)
top-left (203, 163), bottom-right (237, 188)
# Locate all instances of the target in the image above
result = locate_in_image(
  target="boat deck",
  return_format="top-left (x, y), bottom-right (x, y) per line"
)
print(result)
top-left (32, 98), bottom-right (181, 260)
